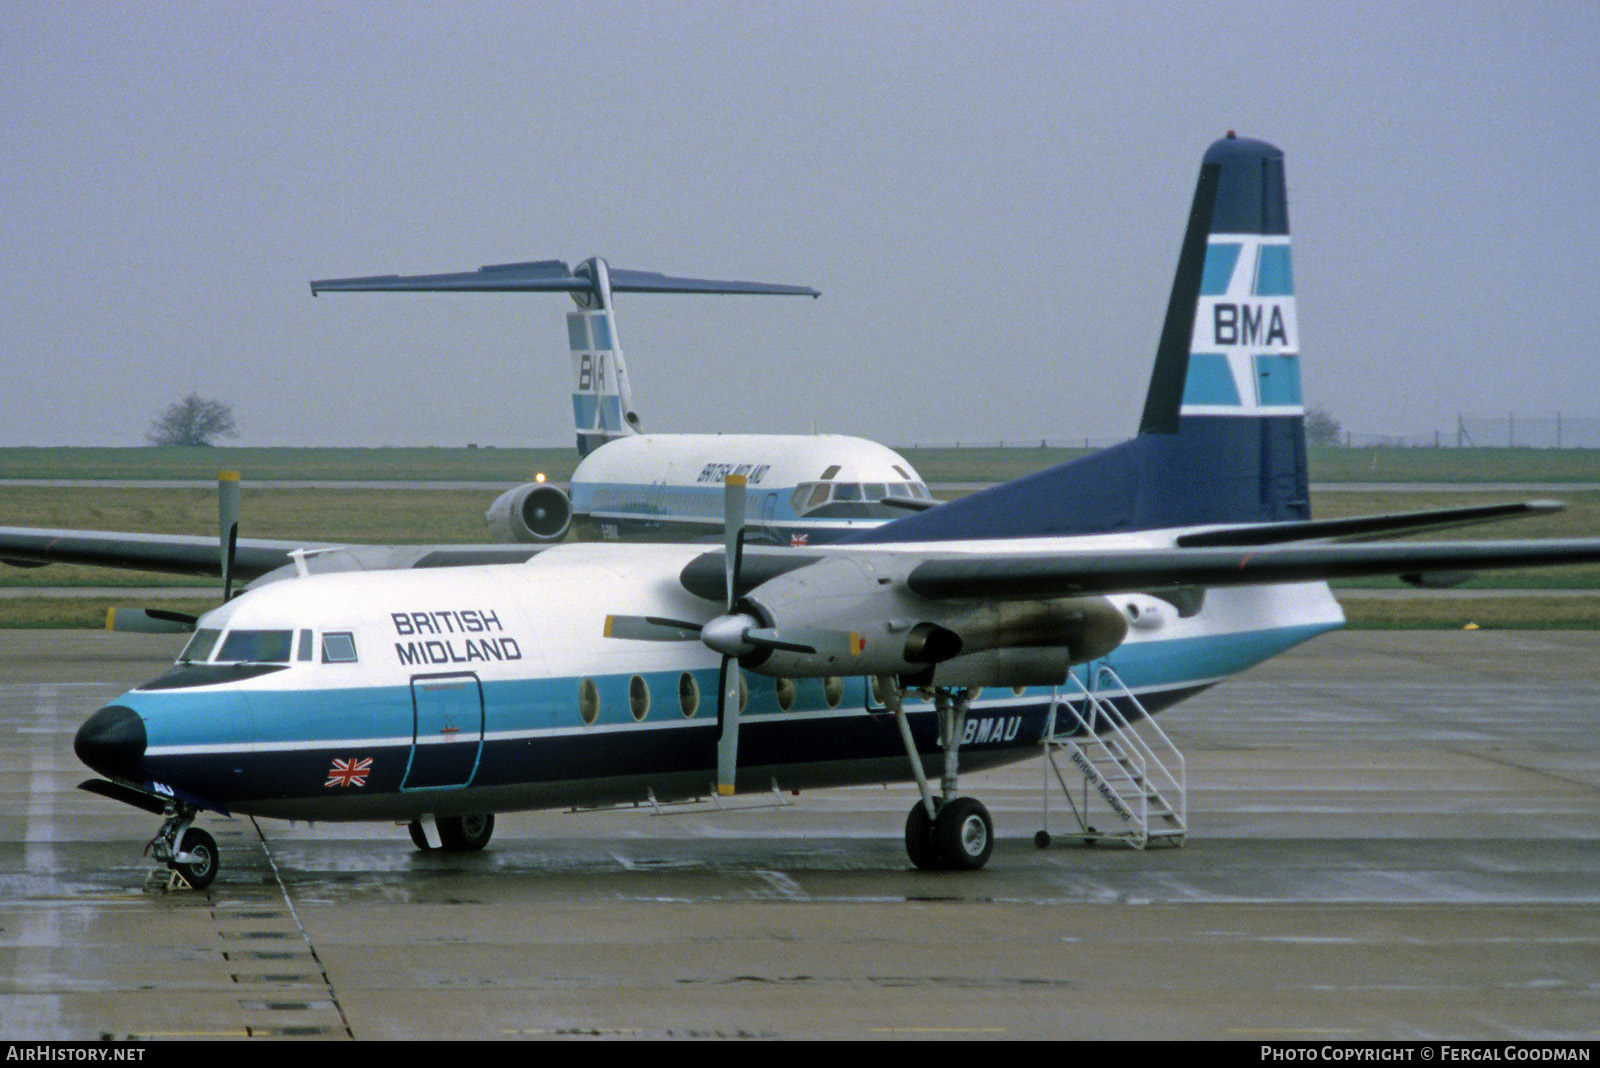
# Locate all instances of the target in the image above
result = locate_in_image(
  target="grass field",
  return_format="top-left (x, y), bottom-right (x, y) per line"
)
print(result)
top-left (3, 446), bottom-right (1598, 628)
top-left (4, 444), bottom-right (1600, 484)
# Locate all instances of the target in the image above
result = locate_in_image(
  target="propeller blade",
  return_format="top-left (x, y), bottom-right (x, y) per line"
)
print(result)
top-left (723, 475), bottom-right (746, 609)
top-left (106, 607), bottom-right (198, 633)
top-left (218, 471), bottom-right (240, 601)
top-left (602, 615), bottom-right (704, 641)
top-left (716, 656), bottom-right (741, 796)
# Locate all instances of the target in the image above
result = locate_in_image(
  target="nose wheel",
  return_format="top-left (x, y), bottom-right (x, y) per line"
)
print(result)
top-left (144, 805), bottom-right (219, 890)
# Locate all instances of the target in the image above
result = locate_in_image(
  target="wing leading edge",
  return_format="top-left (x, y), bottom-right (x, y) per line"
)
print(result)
top-left (903, 538), bottom-right (1600, 601)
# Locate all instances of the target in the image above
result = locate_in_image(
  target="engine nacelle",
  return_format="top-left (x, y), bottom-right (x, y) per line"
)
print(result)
top-left (732, 555), bottom-right (1129, 686)
top-left (485, 483), bottom-right (573, 543)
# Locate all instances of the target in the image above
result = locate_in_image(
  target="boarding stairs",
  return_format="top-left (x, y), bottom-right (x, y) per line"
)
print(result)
top-left (1038, 664), bottom-right (1186, 849)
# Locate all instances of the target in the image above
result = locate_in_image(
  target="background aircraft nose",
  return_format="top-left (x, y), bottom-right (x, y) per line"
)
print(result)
top-left (75, 705), bottom-right (147, 780)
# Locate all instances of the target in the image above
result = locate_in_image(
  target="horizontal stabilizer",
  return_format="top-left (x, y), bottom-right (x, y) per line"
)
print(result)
top-left (311, 260), bottom-right (819, 298)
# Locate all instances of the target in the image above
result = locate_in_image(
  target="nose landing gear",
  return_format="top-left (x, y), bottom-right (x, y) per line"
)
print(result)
top-left (145, 805), bottom-right (219, 890)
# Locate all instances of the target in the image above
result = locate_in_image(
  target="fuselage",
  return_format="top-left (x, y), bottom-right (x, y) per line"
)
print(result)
top-left (568, 434), bottom-right (931, 546)
top-left (76, 538), bottom-right (1345, 824)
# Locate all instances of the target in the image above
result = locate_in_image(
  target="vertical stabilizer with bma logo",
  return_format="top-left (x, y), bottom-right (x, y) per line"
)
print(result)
top-left (844, 133), bottom-right (1308, 545)
top-left (567, 259), bottom-right (642, 457)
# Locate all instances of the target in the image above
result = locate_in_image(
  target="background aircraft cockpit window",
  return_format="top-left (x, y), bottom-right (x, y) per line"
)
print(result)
top-left (216, 629), bottom-right (294, 664)
top-left (833, 483), bottom-right (861, 502)
top-left (296, 630), bottom-right (314, 662)
top-left (321, 632), bottom-right (358, 663)
top-left (179, 628), bottom-right (222, 663)
top-left (864, 483), bottom-right (887, 502)
top-left (887, 482), bottom-right (912, 498)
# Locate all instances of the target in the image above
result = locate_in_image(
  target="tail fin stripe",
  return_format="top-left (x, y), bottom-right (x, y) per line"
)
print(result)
top-left (1139, 162), bottom-right (1221, 436)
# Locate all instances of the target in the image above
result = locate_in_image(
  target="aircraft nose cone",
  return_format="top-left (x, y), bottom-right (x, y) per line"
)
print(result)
top-left (75, 705), bottom-right (147, 780)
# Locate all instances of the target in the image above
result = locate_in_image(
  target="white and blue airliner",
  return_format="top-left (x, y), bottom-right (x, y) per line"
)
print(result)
top-left (30, 134), bottom-right (1600, 889)
top-left (308, 255), bottom-right (939, 547)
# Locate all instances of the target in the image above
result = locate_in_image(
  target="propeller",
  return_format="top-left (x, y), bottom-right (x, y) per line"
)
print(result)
top-left (600, 475), bottom-right (867, 795)
top-left (601, 476), bottom-right (755, 795)
top-left (218, 469), bottom-right (239, 602)
top-left (107, 471), bottom-right (241, 633)
top-left (714, 475), bottom-right (747, 796)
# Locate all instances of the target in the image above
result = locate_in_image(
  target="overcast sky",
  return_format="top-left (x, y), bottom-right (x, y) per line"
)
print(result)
top-left (5, 1), bottom-right (1597, 449)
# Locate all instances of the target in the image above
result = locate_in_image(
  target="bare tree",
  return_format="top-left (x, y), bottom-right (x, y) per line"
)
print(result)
top-left (1305, 406), bottom-right (1342, 447)
top-left (146, 393), bottom-right (238, 446)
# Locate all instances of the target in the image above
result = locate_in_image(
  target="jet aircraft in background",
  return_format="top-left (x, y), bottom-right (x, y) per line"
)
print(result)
top-left (66, 133), bottom-right (1600, 890)
top-left (309, 258), bottom-right (939, 547)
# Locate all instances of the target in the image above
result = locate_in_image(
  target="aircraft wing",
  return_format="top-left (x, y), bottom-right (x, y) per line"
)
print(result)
top-left (1174, 501), bottom-right (1565, 547)
top-left (902, 538), bottom-right (1600, 600)
top-left (0, 527), bottom-right (543, 583)
top-left (0, 527), bottom-right (326, 581)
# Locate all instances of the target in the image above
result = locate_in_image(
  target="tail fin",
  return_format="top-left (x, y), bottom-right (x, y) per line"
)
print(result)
top-left (310, 257), bottom-right (819, 457)
top-left (845, 133), bottom-right (1308, 544)
top-left (567, 259), bottom-right (641, 456)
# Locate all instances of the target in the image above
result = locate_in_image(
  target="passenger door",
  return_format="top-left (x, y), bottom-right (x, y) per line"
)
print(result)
top-left (402, 672), bottom-right (485, 790)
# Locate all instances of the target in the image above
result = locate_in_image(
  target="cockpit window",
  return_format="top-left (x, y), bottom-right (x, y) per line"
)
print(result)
top-left (321, 632), bottom-right (359, 663)
top-left (216, 629), bottom-right (294, 664)
top-left (180, 628), bottom-right (222, 663)
top-left (792, 480), bottom-right (930, 515)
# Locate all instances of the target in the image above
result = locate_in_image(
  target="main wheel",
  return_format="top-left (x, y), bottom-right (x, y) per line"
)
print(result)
top-left (171, 827), bottom-right (219, 890)
top-left (436, 813), bottom-right (494, 852)
top-left (904, 801), bottom-right (942, 870)
top-left (934, 797), bottom-right (994, 871)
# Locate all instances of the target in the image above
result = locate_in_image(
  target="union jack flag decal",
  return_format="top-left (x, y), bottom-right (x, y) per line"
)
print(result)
top-left (790, 533), bottom-right (809, 547)
top-left (325, 757), bottom-right (373, 788)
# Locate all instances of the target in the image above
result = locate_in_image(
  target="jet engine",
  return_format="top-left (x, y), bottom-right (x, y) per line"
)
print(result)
top-left (485, 482), bottom-right (573, 543)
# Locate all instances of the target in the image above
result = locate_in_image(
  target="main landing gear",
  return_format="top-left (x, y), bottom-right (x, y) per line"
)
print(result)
top-left (146, 803), bottom-right (219, 890)
top-left (408, 813), bottom-right (496, 852)
top-left (883, 682), bottom-right (996, 871)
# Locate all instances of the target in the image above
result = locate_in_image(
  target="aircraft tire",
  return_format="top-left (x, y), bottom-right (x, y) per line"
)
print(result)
top-left (904, 802), bottom-right (942, 871)
top-left (934, 797), bottom-right (994, 871)
top-left (436, 813), bottom-right (494, 852)
top-left (172, 827), bottom-right (219, 890)
top-left (407, 819), bottom-right (433, 851)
